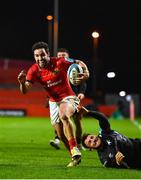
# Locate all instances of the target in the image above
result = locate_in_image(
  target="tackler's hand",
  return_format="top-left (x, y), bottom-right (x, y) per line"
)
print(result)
top-left (115, 151), bottom-right (125, 165)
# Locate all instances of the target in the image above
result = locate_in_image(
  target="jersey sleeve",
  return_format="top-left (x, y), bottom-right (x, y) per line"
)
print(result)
top-left (78, 82), bottom-right (87, 94)
top-left (71, 83), bottom-right (87, 95)
top-left (26, 66), bottom-right (36, 83)
top-left (88, 111), bottom-right (111, 132)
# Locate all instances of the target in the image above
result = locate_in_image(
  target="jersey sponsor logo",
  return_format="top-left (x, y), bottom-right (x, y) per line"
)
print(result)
top-left (46, 80), bottom-right (62, 87)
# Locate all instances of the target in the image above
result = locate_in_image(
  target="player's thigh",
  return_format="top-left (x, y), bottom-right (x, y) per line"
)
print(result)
top-left (59, 102), bottom-right (74, 119)
top-left (59, 96), bottom-right (80, 118)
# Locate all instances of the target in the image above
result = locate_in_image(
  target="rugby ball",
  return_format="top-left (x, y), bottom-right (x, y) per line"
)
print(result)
top-left (67, 64), bottom-right (83, 86)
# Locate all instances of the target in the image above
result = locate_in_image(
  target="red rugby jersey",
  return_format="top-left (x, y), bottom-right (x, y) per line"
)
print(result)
top-left (26, 57), bottom-right (75, 102)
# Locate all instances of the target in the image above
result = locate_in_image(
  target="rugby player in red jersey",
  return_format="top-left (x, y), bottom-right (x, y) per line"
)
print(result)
top-left (17, 41), bottom-right (89, 167)
top-left (49, 48), bottom-right (87, 151)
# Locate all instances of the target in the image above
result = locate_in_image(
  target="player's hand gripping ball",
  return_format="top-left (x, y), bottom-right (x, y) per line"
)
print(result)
top-left (67, 64), bottom-right (83, 86)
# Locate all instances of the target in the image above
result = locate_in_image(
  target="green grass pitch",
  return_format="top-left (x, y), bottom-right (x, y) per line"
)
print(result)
top-left (0, 116), bottom-right (141, 179)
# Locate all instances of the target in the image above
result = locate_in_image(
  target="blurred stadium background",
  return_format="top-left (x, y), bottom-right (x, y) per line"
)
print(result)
top-left (0, 1), bottom-right (139, 120)
top-left (0, 58), bottom-right (94, 117)
top-left (0, 57), bottom-right (140, 119)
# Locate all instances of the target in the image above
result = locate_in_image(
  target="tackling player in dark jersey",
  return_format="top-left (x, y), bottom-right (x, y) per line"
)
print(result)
top-left (82, 110), bottom-right (141, 169)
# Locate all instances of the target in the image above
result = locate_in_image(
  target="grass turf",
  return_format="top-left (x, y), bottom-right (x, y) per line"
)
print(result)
top-left (0, 116), bottom-right (141, 179)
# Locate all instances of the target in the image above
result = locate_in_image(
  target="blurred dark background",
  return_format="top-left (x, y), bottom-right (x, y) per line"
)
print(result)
top-left (0, 0), bottom-right (140, 117)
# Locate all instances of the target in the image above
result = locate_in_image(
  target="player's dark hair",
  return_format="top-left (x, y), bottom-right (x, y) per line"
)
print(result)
top-left (32, 41), bottom-right (49, 53)
top-left (57, 48), bottom-right (69, 55)
top-left (82, 133), bottom-right (90, 148)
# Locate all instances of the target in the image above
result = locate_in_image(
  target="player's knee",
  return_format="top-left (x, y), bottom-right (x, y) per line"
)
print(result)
top-left (60, 113), bottom-right (68, 121)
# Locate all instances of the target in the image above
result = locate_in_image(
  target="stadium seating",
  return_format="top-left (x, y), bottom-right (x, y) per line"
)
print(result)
top-left (0, 58), bottom-right (117, 117)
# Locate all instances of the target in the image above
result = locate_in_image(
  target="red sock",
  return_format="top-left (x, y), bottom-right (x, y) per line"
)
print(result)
top-left (68, 138), bottom-right (77, 150)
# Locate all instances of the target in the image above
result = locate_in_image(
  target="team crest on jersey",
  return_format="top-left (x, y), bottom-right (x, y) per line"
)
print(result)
top-left (106, 140), bottom-right (112, 145)
top-left (53, 69), bottom-right (60, 74)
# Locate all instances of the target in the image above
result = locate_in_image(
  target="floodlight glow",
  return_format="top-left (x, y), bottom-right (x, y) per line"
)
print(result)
top-left (126, 95), bottom-right (132, 102)
top-left (46, 15), bottom-right (53, 21)
top-left (92, 31), bottom-right (99, 38)
top-left (107, 72), bottom-right (115, 78)
top-left (119, 91), bottom-right (126, 97)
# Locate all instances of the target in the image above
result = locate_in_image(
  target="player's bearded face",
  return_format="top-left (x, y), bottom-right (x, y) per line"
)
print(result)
top-left (34, 48), bottom-right (50, 68)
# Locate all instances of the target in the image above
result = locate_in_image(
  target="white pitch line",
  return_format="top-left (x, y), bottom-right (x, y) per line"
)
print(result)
top-left (133, 120), bottom-right (141, 130)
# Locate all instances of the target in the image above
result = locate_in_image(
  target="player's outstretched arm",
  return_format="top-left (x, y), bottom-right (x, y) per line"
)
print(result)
top-left (17, 70), bottom-right (32, 94)
top-left (87, 110), bottom-right (111, 132)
